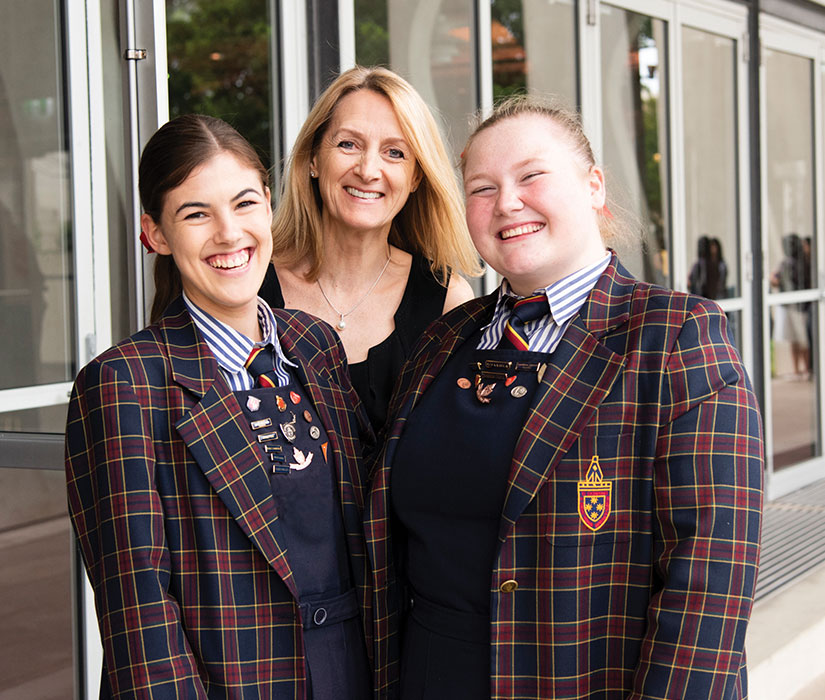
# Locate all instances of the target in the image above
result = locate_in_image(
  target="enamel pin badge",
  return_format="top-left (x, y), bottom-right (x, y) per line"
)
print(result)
top-left (577, 455), bottom-right (612, 531)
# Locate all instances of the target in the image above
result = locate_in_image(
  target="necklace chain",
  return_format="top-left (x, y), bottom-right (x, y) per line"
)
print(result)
top-left (316, 247), bottom-right (392, 330)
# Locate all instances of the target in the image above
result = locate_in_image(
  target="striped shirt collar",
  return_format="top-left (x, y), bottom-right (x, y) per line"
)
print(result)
top-left (478, 252), bottom-right (611, 352)
top-left (182, 292), bottom-right (297, 381)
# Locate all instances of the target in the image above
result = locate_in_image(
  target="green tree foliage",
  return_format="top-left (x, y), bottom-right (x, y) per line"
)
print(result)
top-left (166, 0), bottom-right (273, 168)
top-left (354, 0), bottom-right (389, 66)
top-left (490, 0), bottom-right (526, 100)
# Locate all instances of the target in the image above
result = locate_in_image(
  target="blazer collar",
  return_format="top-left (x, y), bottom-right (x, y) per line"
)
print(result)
top-left (576, 251), bottom-right (636, 339)
top-left (159, 296), bottom-right (220, 398)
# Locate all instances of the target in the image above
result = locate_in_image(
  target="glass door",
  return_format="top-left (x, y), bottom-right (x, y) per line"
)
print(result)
top-left (0, 1), bottom-right (103, 698)
top-left (581, 0), bottom-right (752, 369)
top-left (675, 2), bottom-right (752, 370)
top-left (761, 16), bottom-right (825, 498)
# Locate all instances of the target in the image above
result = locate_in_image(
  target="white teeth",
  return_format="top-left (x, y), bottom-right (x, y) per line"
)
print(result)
top-left (500, 223), bottom-right (544, 240)
top-left (345, 186), bottom-right (382, 199)
top-left (209, 249), bottom-right (250, 269)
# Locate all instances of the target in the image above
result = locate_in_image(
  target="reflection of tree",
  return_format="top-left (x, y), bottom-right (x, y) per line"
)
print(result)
top-left (354, 0), bottom-right (389, 66)
top-left (491, 0), bottom-right (526, 99)
top-left (628, 15), bottom-right (666, 282)
top-left (166, 0), bottom-right (272, 168)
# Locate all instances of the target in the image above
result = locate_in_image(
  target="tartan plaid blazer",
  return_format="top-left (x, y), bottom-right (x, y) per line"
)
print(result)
top-left (66, 297), bottom-right (374, 699)
top-left (365, 255), bottom-right (764, 699)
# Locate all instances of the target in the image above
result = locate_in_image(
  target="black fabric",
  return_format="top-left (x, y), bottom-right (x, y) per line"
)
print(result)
top-left (390, 332), bottom-right (550, 699)
top-left (260, 255), bottom-right (449, 432)
top-left (235, 373), bottom-right (370, 700)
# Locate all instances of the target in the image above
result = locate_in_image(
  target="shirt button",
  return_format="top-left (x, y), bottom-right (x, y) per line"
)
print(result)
top-left (499, 579), bottom-right (518, 593)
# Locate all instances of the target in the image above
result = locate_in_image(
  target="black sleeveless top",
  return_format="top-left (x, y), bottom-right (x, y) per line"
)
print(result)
top-left (259, 254), bottom-right (449, 432)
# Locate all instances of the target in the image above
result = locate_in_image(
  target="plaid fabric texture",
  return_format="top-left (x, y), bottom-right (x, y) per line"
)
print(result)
top-left (365, 254), bottom-right (764, 700)
top-left (65, 296), bottom-right (375, 699)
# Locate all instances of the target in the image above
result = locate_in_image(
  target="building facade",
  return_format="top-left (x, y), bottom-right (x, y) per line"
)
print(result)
top-left (0, 0), bottom-right (823, 695)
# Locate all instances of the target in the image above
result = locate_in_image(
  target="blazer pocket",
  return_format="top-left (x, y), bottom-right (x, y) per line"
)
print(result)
top-left (543, 424), bottom-right (644, 551)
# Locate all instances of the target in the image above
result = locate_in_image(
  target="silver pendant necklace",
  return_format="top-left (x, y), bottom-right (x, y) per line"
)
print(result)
top-left (316, 246), bottom-right (392, 330)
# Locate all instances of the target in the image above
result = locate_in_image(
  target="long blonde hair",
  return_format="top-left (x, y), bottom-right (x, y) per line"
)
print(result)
top-left (271, 65), bottom-right (481, 282)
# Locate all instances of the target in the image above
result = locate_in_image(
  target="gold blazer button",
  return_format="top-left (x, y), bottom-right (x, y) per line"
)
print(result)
top-left (499, 579), bottom-right (518, 593)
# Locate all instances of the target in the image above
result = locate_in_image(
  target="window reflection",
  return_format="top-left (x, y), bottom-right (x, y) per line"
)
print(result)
top-left (600, 6), bottom-right (669, 287)
top-left (764, 49), bottom-right (815, 289)
top-left (688, 236), bottom-right (729, 300)
top-left (771, 302), bottom-right (817, 469)
top-left (354, 0), bottom-right (476, 157)
top-left (764, 47), bottom-right (819, 470)
top-left (166, 0), bottom-right (275, 169)
top-left (682, 27), bottom-right (738, 299)
top-left (0, 404), bottom-right (69, 434)
top-left (490, 0), bottom-right (577, 104)
top-left (0, 469), bottom-right (72, 699)
top-left (0, 1), bottom-right (75, 393)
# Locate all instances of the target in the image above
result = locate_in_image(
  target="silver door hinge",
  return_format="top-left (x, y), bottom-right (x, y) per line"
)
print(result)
top-left (124, 49), bottom-right (147, 61)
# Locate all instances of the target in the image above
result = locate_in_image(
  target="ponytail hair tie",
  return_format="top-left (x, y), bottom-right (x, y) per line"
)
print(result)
top-left (139, 230), bottom-right (156, 254)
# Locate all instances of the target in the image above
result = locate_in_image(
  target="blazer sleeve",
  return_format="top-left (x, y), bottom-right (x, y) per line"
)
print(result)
top-left (631, 300), bottom-right (764, 698)
top-left (65, 359), bottom-right (208, 698)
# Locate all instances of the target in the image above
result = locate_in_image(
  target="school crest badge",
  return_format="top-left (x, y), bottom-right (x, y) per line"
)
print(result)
top-left (578, 456), bottom-right (612, 531)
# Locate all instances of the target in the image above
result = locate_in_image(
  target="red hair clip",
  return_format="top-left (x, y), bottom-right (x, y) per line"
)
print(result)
top-left (139, 230), bottom-right (155, 254)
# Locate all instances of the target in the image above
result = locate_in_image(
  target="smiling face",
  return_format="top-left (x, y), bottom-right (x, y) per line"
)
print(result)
top-left (463, 114), bottom-right (607, 295)
top-left (141, 151), bottom-right (272, 333)
top-left (310, 89), bottom-right (421, 240)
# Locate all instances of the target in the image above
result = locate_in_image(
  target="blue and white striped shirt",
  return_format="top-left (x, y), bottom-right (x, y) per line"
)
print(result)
top-left (477, 253), bottom-right (611, 353)
top-left (183, 292), bottom-right (296, 390)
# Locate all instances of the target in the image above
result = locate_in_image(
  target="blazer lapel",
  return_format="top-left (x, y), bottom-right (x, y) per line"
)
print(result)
top-left (498, 256), bottom-right (635, 542)
top-left (161, 301), bottom-right (298, 597)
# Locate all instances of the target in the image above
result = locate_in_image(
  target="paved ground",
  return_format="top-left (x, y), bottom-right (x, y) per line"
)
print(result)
top-left (0, 517), bottom-right (73, 699)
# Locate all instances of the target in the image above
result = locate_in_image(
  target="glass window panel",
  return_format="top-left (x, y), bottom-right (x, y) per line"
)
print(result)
top-left (600, 6), bottom-right (670, 287)
top-left (682, 26), bottom-right (738, 300)
top-left (764, 49), bottom-right (815, 291)
top-left (0, 404), bottom-right (69, 434)
top-left (490, 0), bottom-right (578, 104)
top-left (770, 301), bottom-right (817, 469)
top-left (166, 0), bottom-right (276, 170)
top-left (764, 47), bottom-right (818, 471)
top-left (354, 0), bottom-right (477, 158)
top-left (0, 469), bottom-right (72, 699)
top-left (0, 1), bottom-right (75, 393)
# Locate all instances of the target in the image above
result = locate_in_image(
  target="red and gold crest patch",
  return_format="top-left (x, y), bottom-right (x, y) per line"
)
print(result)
top-left (577, 456), bottom-right (612, 531)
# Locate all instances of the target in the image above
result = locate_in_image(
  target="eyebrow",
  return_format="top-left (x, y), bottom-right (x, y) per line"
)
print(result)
top-left (331, 127), bottom-right (411, 149)
top-left (174, 187), bottom-right (261, 215)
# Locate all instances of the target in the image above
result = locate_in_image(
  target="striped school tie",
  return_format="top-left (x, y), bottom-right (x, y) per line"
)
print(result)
top-left (498, 294), bottom-right (550, 350)
top-left (244, 346), bottom-right (278, 388)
